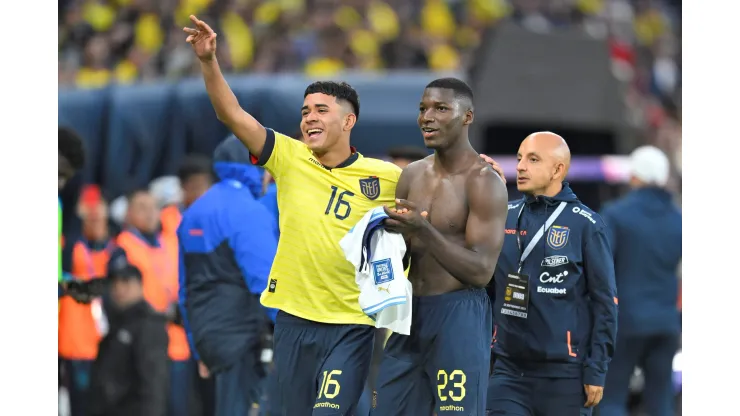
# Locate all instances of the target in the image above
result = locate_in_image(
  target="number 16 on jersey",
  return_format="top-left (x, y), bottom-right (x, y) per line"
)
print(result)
top-left (325, 185), bottom-right (354, 220)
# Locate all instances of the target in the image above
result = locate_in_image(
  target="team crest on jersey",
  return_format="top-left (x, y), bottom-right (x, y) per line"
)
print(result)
top-left (547, 226), bottom-right (570, 250)
top-left (359, 177), bottom-right (380, 200)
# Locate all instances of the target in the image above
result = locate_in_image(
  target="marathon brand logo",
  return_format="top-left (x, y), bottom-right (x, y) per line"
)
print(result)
top-left (541, 255), bottom-right (569, 267)
top-left (440, 405), bottom-right (465, 412)
top-left (314, 402), bottom-right (340, 410)
top-left (572, 206), bottom-right (597, 224)
top-left (537, 286), bottom-right (567, 295)
top-left (540, 270), bottom-right (568, 284)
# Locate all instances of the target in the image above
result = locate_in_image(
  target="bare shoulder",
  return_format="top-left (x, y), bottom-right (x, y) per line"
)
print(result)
top-left (467, 158), bottom-right (506, 188)
top-left (401, 155), bottom-right (434, 178)
top-left (466, 159), bottom-right (508, 206)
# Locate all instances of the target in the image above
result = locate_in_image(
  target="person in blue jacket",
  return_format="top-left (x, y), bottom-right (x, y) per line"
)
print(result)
top-left (256, 130), bottom-right (304, 234)
top-left (487, 132), bottom-right (618, 416)
top-left (259, 172), bottom-right (279, 234)
top-left (177, 135), bottom-right (278, 416)
top-left (599, 146), bottom-right (681, 416)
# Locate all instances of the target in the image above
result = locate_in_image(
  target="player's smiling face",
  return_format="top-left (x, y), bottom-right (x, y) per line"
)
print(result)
top-left (301, 93), bottom-right (346, 154)
top-left (417, 88), bottom-right (468, 149)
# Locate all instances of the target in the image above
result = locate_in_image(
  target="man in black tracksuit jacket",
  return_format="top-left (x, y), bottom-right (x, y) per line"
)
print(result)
top-left (487, 132), bottom-right (618, 416)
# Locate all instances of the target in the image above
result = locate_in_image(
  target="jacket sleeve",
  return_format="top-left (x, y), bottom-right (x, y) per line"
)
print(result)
top-left (259, 189), bottom-right (280, 237)
top-left (599, 205), bottom-right (618, 258)
top-left (176, 226), bottom-right (201, 362)
top-left (135, 317), bottom-right (170, 416)
top-left (227, 203), bottom-right (279, 322)
top-left (582, 225), bottom-right (618, 387)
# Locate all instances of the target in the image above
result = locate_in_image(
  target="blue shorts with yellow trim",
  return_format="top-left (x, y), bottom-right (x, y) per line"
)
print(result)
top-left (372, 288), bottom-right (492, 416)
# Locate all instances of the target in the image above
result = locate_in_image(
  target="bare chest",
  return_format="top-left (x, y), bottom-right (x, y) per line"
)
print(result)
top-left (407, 172), bottom-right (468, 235)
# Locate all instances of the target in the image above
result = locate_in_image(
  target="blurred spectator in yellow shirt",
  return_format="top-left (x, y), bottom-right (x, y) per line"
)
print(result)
top-left (76, 36), bottom-right (112, 89)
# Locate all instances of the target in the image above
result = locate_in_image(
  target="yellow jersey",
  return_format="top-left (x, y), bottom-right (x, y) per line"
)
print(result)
top-left (255, 129), bottom-right (401, 325)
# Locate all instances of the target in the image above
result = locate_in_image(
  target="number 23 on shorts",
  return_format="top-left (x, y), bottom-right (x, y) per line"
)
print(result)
top-left (436, 369), bottom-right (467, 402)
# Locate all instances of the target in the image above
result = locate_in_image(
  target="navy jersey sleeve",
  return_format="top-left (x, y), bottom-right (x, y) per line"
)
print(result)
top-left (226, 202), bottom-right (279, 322)
top-left (582, 225), bottom-right (618, 387)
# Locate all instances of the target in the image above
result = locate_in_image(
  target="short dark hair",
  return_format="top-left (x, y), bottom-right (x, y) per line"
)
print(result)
top-left (59, 127), bottom-right (86, 170)
top-left (126, 187), bottom-right (151, 203)
top-left (177, 154), bottom-right (214, 184)
top-left (108, 264), bottom-right (143, 283)
top-left (304, 81), bottom-right (361, 120)
top-left (387, 146), bottom-right (429, 162)
top-left (425, 78), bottom-right (475, 108)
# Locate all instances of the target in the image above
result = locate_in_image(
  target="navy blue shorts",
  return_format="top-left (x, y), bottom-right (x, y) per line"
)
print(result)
top-left (270, 311), bottom-right (375, 416)
top-left (372, 288), bottom-right (492, 416)
top-left (487, 357), bottom-right (592, 416)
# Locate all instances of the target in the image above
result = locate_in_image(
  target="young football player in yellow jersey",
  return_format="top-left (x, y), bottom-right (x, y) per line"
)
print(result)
top-left (185, 16), bottom-right (399, 415)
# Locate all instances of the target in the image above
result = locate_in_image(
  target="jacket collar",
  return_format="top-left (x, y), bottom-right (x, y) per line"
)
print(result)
top-left (523, 182), bottom-right (579, 206)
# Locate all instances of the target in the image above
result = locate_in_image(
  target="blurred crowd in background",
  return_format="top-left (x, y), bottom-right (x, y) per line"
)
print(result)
top-left (58, 1), bottom-right (682, 415)
top-left (58, 0), bottom-right (679, 92)
top-left (58, 0), bottom-right (682, 194)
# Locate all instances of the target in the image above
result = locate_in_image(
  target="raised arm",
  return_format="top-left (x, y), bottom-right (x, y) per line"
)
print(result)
top-left (184, 15), bottom-right (268, 158)
top-left (418, 167), bottom-right (508, 287)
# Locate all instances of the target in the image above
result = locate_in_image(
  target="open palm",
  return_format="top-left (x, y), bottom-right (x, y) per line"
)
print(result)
top-left (183, 15), bottom-right (217, 61)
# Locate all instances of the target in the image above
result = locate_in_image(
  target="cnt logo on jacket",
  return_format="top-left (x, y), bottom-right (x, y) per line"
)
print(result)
top-left (491, 183), bottom-right (618, 385)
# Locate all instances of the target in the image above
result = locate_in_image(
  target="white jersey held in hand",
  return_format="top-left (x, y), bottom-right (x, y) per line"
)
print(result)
top-left (339, 206), bottom-right (413, 335)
